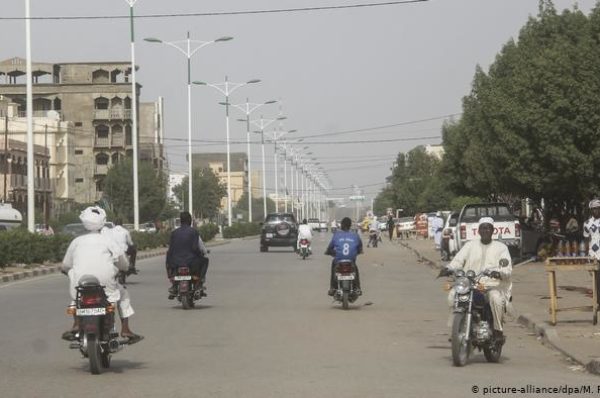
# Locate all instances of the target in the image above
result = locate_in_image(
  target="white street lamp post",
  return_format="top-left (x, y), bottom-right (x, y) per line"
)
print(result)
top-left (232, 99), bottom-right (276, 222)
top-left (145, 34), bottom-right (232, 217)
top-left (250, 116), bottom-right (285, 219)
top-left (194, 78), bottom-right (260, 227)
top-left (124, 0), bottom-right (140, 230)
top-left (266, 128), bottom-right (295, 213)
top-left (25, 0), bottom-right (34, 232)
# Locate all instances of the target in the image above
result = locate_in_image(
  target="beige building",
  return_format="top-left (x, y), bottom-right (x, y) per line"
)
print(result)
top-left (0, 98), bottom-right (75, 217)
top-left (0, 57), bottom-right (165, 204)
top-left (190, 152), bottom-right (263, 210)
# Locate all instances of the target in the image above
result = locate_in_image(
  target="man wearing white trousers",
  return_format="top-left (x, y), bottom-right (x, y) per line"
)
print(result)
top-left (60, 206), bottom-right (143, 344)
top-left (440, 217), bottom-right (512, 342)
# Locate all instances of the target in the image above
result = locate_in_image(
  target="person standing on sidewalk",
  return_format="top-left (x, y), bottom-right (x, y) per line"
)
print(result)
top-left (583, 199), bottom-right (600, 260)
top-left (432, 211), bottom-right (444, 250)
top-left (386, 215), bottom-right (395, 241)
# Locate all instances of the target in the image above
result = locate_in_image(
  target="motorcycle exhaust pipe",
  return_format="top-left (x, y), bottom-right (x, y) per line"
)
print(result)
top-left (109, 338), bottom-right (122, 353)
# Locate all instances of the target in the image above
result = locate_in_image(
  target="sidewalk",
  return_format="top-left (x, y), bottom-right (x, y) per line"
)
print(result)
top-left (0, 238), bottom-right (233, 284)
top-left (400, 237), bottom-right (600, 375)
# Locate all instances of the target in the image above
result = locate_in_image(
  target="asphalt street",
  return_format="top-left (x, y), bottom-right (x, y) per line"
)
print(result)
top-left (0, 234), bottom-right (598, 398)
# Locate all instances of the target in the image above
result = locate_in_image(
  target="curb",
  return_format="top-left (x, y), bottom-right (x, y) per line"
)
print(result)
top-left (401, 240), bottom-right (600, 375)
top-left (0, 239), bottom-right (231, 285)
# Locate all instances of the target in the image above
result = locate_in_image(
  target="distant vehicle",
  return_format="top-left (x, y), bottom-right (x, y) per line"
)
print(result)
top-left (396, 217), bottom-right (416, 239)
top-left (62, 223), bottom-right (88, 237)
top-left (0, 203), bottom-right (22, 230)
top-left (139, 222), bottom-right (157, 233)
top-left (377, 217), bottom-right (389, 231)
top-left (455, 203), bottom-right (521, 259)
top-left (307, 218), bottom-right (320, 231)
top-left (318, 220), bottom-right (328, 232)
top-left (260, 213), bottom-right (298, 252)
top-left (123, 224), bottom-right (135, 231)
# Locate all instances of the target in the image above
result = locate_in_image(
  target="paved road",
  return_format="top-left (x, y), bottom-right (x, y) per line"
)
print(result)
top-left (0, 234), bottom-right (598, 397)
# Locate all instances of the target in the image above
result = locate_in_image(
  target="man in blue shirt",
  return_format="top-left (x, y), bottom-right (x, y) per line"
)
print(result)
top-left (325, 217), bottom-right (363, 296)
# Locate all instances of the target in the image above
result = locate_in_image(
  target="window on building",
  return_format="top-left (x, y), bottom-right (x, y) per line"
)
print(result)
top-left (75, 178), bottom-right (84, 183)
top-left (92, 69), bottom-right (109, 83)
top-left (75, 149), bottom-right (83, 155)
top-left (74, 122), bottom-right (82, 127)
top-left (94, 97), bottom-right (109, 110)
top-left (95, 153), bottom-right (109, 165)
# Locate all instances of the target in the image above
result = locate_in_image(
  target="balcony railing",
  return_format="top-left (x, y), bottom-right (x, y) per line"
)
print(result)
top-left (93, 109), bottom-right (132, 120)
top-left (95, 164), bottom-right (109, 175)
top-left (18, 110), bottom-right (62, 119)
top-left (111, 134), bottom-right (124, 147)
top-left (95, 136), bottom-right (110, 147)
top-left (9, 174), bottom-right (52, 191)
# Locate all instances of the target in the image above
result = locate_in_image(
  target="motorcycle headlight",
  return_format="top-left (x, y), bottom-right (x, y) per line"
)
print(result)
top-left (454, 277), bottom-right (471, 295)
top-left (455, 269), bottom-right (465, 278)
top-left (466, 270), bottom-right (476, 279)
top-left (458, 294), bottom-right (470, 302)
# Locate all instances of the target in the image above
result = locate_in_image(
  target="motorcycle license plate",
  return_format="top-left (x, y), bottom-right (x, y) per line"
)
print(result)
top-left (76, 307), bottom-right (106, 316)
top-left (174, 275), bottom-right (192, 281)
top-left (336, 274), bottom-right (355, 281)
top-left (266, 233), bottom-right (273, 238)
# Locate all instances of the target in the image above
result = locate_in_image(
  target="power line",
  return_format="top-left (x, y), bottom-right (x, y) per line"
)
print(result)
top-left (0, 1), bottom-right (429, 21)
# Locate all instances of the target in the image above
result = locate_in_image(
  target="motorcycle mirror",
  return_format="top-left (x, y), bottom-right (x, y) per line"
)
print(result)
top-left (499, 258), bottom-right (509, 268)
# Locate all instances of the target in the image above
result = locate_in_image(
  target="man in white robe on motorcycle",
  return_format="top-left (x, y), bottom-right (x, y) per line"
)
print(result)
top-left (61, 206), bottom-right (143, 344)
top-left (439, 217), bottom-right (512, 342)
top-left (297, 219), bottom-right (313, 254)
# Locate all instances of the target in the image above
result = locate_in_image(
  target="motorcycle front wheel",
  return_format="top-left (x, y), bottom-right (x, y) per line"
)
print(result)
top-left (87, 334), bottom-right (103, 375)
top-left (451, 312), bottom-right (470, 367)
top-left (484, 343), bottom-right (502, 363)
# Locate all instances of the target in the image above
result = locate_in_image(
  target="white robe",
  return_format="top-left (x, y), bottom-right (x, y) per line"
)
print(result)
top-left (447, 239), bottom-right (512, 331)
top-left (432, 216), bottom-right (444, 247)
top-left (61, 232), bottom-right (133, 317)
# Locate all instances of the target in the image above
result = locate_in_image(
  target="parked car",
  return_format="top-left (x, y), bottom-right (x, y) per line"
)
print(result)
top-left (441, 212), bottom-right (459, 261)
top-left (396, 217), bottom-right (415, 239)
top-left (260, 213), bottom-right (298, 252)
top-left (377, 217), bottom-right (389, 231)
top-left (139, 222), bottom-right (157, 233)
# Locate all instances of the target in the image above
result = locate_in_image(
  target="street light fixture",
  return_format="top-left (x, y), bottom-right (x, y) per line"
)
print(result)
top-left (193, 78), bottom-right (261, 226)
top-left (231, 99), bottom-right (277, 222)
top-left (144, 33), bottom-right (232, 218)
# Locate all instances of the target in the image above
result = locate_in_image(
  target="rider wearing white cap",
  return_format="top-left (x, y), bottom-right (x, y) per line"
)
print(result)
top-left (61, 206), bottom-right (143, 344)
top-left (583, 199), bottom-right (600, 260)
top-left (440, 216), bottom-right (512, 342)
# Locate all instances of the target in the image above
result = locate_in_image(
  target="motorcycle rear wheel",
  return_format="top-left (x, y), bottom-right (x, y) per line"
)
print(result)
top-left (342, 291), bottom-right (349, 310)
top-left (483, 343), bottom-right (502, 363)
top-left (181, 294), bottom-right (192, 310)
top-left (87, 335), bottom-right (103, 375)
top-left (451, 313), bottom-right (470, 367)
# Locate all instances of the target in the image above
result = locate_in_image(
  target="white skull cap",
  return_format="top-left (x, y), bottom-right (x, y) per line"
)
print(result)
top-left (478, 217), bottom-right (494, 226)
top-left (589, 199), bottom-right (600, 209)
top-left (79, 206), bottom-right (106, 231)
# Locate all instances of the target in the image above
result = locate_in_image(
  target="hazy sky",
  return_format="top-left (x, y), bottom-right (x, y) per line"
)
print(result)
top-left (1, 0), bottom-right (597, 202)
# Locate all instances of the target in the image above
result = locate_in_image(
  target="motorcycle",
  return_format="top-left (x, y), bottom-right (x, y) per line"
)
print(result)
top-left (66, 275), bottom-right (126, 375)
top-left (171, 266), bottom-right (204, 309)
top-left (332, 260), bottom-right (361, 310)
top-left (447, 262), bottom-right (507, 366)
top-left (298, 239), bottom-right (311, 260)
top-left (368, 229), bottom-right (379, 248)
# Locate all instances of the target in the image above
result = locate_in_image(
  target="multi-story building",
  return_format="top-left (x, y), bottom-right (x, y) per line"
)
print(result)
top-left (190, 152), bottom-right (262, 209)
top-left (0, 98), bottom-right (75, 217)
top-left (0, 57), bottom-right (165, 203)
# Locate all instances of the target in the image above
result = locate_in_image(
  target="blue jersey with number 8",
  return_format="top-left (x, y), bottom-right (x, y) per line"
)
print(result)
top-left (327, 230), bottom-right (363, 263)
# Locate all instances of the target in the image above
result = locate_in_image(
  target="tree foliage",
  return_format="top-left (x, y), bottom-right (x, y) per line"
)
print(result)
top-left (441, 1), bottom-right (600, 207)
top-left (103, 159), bottom-right (167, 222)
top-left (233, 191), bottom-right (276, 222)
top-left (172, 168), bottom-right (227, 220)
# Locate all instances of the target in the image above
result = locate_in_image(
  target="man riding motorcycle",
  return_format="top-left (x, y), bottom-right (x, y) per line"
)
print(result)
top-left (297, 218), bottom-right (313, 254)
top-left (439, 217), bottom-right (512, 342)
top-left (325, 217), bottom-right (363, 296)
top-left (166, 211), bottom-right (209, 298)
top-left (61, 206), bottom-right (143, 344)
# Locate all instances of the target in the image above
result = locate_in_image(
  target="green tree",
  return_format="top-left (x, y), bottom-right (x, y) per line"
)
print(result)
top-left (103, 159), bottom-right (167, 222)
top-left (233, 191), bottom-right (276, 222)
top-left (442, 1), bottom-right (600, 209)
top-left (172, 168), bottom-right (227, 220)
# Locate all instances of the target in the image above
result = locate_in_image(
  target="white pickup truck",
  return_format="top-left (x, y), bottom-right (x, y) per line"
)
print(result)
top-left (455, 203), bottom-right (521, 259)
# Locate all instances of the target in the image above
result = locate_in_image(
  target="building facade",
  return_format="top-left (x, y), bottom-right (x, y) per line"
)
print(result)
top-left (0, 57), bottom-right (165, 204)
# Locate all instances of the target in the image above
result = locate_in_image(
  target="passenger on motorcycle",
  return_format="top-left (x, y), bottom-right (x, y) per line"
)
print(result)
top-left (367, 215), bottom-right (380, 247)
top-left (102, 218), bottom-right (137, 275)
top-left (166, 211), bottom-right (209, 297)
top-left (61, 206), bottom-right (143, 344)
top-left (297, 218), bottom-right (313, 254)
top-left (439, 217), bottom-right (512, 342)
top-left (325, 217), bottom-right (363, 296)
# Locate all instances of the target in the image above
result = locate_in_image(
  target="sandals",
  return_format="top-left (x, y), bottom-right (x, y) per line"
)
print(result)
top-left (61, 330), bottom-right (78, 341)
top-left (122, 333), bottom-right (144, 345)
